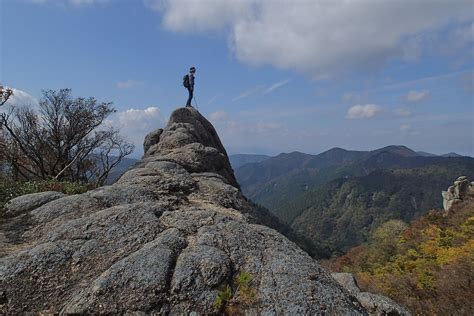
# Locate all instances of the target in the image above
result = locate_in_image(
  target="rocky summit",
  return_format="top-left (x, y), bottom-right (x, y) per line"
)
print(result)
top-left (0, 107), bottom-right (366, 314)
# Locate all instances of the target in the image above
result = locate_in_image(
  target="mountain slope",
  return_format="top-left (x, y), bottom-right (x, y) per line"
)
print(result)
top-left (229, 154), bottom-right (271, 169)
top-left (441, 152), bottom-right (464, 157)
top-left (0, 107), bottom-right (366, 314)
top-left (236, 145), bottom-right (473, 212)
top-left (325, 185), bottom-right (474, 315)
top-left (281, 163), bottom-right (474, 254)
top-left (235, 146), bottom-right (474, 254)
top-left (105, 157), bottom-right (138, 184)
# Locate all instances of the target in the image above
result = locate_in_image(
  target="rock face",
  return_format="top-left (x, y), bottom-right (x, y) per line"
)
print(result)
top-left (0, 107), bottom-right (366, 314)
top-left (442, 176), bottom-right (472, 212)
top-left (4, 191), bottom-right (65, 217)
top-left (332, 273), bottom-right (411, 316)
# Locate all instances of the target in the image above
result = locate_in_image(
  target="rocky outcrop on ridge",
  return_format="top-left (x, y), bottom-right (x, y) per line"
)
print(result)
top-left (332, 273), bottom-right (411, 316)
top-left (442, 176), bottom-right (473, 212)
top-left (0, 107), bottom-right (366, 314)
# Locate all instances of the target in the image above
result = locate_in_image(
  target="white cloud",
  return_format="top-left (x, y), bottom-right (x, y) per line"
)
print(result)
top-left (1, 88), bottom-right (38, 108)
top-left (400, 124), bottom-right (411, 131)
top-left (262, 79), bottom-right (291, 95)
top-left (406, 90), bottom-right (430, 102)
top-left (144, 0), bottom-right (249, 32)
top-left (116, 80), bottom-right (141, 89)
top-left (394, 108), bottom-right (412, 117)
top-left (146, 0), bottom-right (472, 78)
top-left (107, 107), bottom-right (164, 151)
top-left (346, 104), bottom-right (381, 119)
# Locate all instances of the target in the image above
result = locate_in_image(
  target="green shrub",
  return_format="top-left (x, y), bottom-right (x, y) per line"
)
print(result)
top-left (215, 284), bottom-right (232, 310)
top-left (214, 271), bottom-right (256, 313)
top-left (235, 271), bottom-right (256, 305)
top-left (0, 179), bottom-right (88, 213)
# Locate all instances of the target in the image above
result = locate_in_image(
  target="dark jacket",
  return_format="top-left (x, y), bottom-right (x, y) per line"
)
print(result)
top-left (188, 73), bottom-right (195, 90)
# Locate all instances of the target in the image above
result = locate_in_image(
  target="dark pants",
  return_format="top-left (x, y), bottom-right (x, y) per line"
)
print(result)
top-left (186, 88), bottom-right (193, 106)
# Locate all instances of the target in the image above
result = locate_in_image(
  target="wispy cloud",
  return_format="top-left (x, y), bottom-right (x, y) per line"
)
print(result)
top-left (232, 79), bottom-right (291, 102)
top-left (459, 71), bottom-right (474, 93)
top-left (209, 110), bottom-right (283, 135)
top-left (207, 94), bottom-right (220, 105)
top-left (232, 85), bottom-right (265, 102)
top-left (346, 104), bottom-right (381, 119)
top-left (394, 108), bottom-right (412, 117)
top-left (400, 124), bottom-right (411, 131)
top-left (380, 69), bottom-right (471, 91)
top-left (342, 92), bottom-right (367, 102)
top-left (262, 79), bottom-right (291, 95)
top-left (402, 112), bottom-right (471, 123)
top-left (32, 0), bottom-right (109, 6)
top-left (209, 110), bottom-right (229, 121)
top-left (116, 80), bottom-right (141, 89)
top-left (406, 90), bottom-right (430, 102)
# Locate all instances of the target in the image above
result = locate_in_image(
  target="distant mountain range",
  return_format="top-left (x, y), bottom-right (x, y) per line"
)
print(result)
top-left (106, 149), bottom-right (466, 186)
top-left (232, 146), bottom-right (474, 255)
top-left (105, 157), bottom-right (139, 184)
top-left (230, 149), bottom-right (467, 170)
top-left (416, 151), bottom-right (464, 158)
top-left (229, 154), bottom-right (271, 169)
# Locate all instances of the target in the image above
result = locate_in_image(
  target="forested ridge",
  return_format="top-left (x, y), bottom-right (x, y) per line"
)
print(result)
top-left (324, 191), bottom-right (474, 315)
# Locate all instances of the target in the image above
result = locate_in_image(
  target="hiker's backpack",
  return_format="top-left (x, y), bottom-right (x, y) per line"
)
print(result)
top-left (183, 74), bottom-right (190, 88)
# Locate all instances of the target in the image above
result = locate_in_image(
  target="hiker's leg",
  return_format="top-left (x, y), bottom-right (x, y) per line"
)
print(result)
top-left (186, 89), bottom-right (193, 106)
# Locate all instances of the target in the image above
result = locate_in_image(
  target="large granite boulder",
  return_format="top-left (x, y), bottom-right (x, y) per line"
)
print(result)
top-left (0, 107), bottom-right (366, 314)
top-left (332, 273), bottom-right (411, 316)
top-left (4, 191), bottom-right (65, 217)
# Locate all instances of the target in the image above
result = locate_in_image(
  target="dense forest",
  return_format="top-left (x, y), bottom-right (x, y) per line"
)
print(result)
top-left (235, 149), bottom-right (474, 256)
top-left (323, 193), bottom-right (474, 315)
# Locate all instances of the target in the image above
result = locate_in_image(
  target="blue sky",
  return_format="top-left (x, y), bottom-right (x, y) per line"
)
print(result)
top-left (1, 0), bottom-right (473, 157)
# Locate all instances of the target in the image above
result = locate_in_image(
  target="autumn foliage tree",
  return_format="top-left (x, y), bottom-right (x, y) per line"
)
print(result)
top-left (324, 195), bottom-right (474, 315)
top-left (0, 89), bottom-right (134, 185)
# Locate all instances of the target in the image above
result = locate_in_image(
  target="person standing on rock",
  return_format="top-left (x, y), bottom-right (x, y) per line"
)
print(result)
top-left (183, 66), bottom-right (196, 107)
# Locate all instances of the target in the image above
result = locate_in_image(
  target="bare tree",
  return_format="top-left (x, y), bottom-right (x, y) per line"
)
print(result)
top-left (0, 130), bottom-right (8, 178)
top-left (0, 85), bottom-right (14, 126)
top-left (82, 133), bottom-right (135, 186)
top-left (0, 89), bottom-right (134, 184)
top-left (0, 85), bottom-right (14, 106)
